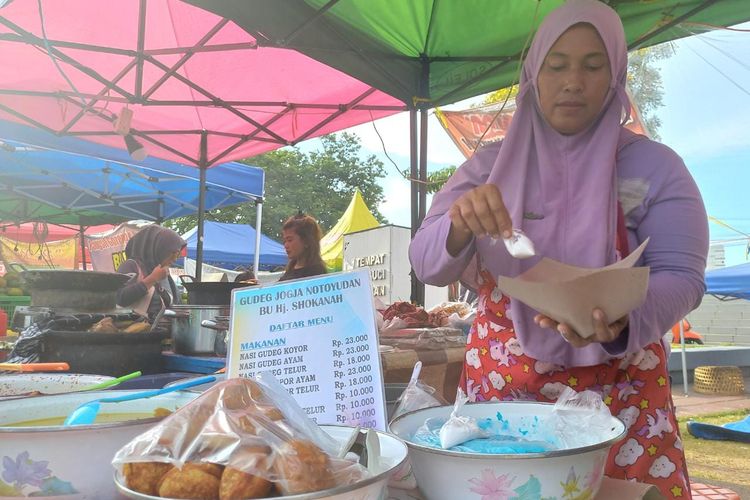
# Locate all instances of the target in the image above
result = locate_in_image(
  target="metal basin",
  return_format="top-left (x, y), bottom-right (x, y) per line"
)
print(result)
top-left (0, 389), bottom-right (199, 498)
top-left (0, 373), bottom-right (114, 399)
top-left (114, 424), bottom-right (409, 500)
top-left (389, 401), bottom-right (626, 500)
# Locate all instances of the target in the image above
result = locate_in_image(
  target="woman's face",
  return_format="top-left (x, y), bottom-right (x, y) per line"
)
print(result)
top-left (537, 23), bottom-right (611, 135)
top-left (282, 229), bottom-right (305, 262)
top-left (161, 249), bottom-right (182, 267)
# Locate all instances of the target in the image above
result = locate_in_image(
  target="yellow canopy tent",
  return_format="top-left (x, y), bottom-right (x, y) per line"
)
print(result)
top-left (320, 190), bottom-right (379, 271)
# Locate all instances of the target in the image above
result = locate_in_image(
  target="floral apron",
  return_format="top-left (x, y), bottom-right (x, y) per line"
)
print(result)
top-left (461, 208), bottom-right (691, 499)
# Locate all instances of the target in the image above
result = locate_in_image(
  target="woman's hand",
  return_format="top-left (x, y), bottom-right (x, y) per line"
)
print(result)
top-left (533, 309), bottom-right (628, 348)
top-left (447, 184), bottom-right (512, 256)
top-left (143, 265), bottom-right (169, 288)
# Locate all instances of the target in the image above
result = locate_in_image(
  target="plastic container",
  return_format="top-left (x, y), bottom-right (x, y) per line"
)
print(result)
top-left (0, 294), bottom-right (31, 325)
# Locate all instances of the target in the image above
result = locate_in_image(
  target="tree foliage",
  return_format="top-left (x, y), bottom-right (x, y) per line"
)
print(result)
top-left (627, 44), bottom-right (674, 140)
top-left (426, 166), bottom-right (457, 194)
top-left (164, 133), bottom-right (388, 240)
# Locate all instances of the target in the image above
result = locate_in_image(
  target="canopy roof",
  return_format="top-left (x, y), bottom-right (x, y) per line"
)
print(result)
top-left (0, 0), bottom-right (404, 166)
top-left (182, 221), bottom-right (287, 271)
top-left (320, 190), bottom-right (379, 271)
top-left (705, 263), bottom-right (750, 301)
top-left (189, 0), bottom-right (750, 108)
top-left (0, 120), bottom-right (264, 225)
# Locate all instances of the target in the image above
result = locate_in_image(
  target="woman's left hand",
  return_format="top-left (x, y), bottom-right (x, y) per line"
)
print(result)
top-left (533, 309), bottom-right (628, 347)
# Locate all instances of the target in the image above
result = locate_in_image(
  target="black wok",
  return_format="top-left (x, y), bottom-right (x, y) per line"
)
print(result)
top-left (179, 275), bottom-right (257, 305)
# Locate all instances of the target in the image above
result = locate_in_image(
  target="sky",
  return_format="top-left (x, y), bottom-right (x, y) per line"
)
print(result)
top-left (300, 22), bottom-right (750, 267)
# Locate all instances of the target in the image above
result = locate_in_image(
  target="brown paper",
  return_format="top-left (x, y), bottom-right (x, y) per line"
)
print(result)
top-left (496, 239), bottom-right (649, 339)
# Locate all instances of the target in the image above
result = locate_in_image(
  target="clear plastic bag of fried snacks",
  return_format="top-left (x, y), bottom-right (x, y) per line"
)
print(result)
top-left (112, 376), bottom-right (370, 499)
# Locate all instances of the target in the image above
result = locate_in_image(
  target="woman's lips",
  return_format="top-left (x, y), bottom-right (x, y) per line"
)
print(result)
top-left (557, 101), bottom-right (584, 108)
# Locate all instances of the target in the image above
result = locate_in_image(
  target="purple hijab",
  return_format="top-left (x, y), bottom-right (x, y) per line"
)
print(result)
top-left (429, 0), bottom-right (634, 363)
top-left (125, 225), bottom-right (186, 274)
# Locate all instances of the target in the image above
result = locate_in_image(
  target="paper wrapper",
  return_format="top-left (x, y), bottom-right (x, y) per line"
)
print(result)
top-left (496, 239), bottom-right (650, 338)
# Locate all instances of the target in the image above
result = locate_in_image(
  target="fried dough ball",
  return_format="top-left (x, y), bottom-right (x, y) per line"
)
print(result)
top-left (221, 379), bottom-right (268, 410)
top-left (123, 462), bottom-right (172, 496)
top-left (219, 467), bottom-right (273, 500)
top-left (158, 463), bottom-right (223, 499)
top-left (273, 439), bottom-right (335, 495)
top-left (153, 407), bottom-right (172, 418)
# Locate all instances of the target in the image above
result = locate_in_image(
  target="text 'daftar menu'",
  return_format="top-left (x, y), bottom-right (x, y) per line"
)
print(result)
top-left (227, 270), bottom-right (386, 430)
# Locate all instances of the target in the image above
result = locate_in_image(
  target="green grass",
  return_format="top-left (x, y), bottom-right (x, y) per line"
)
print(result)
top-left (679, 409), bottom-right (750, 488)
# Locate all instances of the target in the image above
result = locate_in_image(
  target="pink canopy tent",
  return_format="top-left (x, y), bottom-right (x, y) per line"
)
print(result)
top-left (0, 0), bottom-right (405, 167)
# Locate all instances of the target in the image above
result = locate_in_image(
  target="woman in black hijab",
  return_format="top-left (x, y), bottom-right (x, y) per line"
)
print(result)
top-left (116, 225), bottom-right (186, 319)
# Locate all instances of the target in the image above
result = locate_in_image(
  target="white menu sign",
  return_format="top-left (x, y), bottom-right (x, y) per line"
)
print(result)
top-left (227, 270), bottom-right (387, 430)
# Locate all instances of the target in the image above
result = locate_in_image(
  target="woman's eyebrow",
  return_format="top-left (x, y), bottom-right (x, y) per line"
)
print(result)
top-left (546, 51), bottom-right (607, 60)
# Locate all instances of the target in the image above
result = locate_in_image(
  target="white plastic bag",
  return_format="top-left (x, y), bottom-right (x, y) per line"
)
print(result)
top-left (438, 389), bottom-right (489, 449)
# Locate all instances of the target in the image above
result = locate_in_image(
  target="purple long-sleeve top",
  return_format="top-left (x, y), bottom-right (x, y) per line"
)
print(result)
top-left (409, 138), bottom-right (709, 366)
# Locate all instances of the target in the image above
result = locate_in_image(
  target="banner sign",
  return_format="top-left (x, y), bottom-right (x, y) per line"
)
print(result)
top-left (85, 222), bottom-right (144, 272)
top-left (0, 235), bottom-right (76, 269)
top-left (436, 95), bottom-right (650, 159)
top-left (227, 269), bottom-right (387, 430)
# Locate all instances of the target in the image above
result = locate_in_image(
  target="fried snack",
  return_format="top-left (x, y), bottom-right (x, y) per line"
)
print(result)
top-left (219, 467), bottom-right (273, 500)
top-left (273, 439), bottom-right (335, 495)
top-left (88, 317), bottom-right (117, 333)
top-left (153, 407), bottom-right (172, 418)
top-left (122, 462), bottom-right (172, 496)
top-left (221, 379), bottom-right (268, 410)
top-left (158, 463), bottom-right (223, 499)
top-left (122, 321), bottom-right (150, 333)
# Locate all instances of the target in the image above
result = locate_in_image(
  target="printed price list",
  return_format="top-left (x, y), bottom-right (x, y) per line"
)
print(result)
top-left (332, 333), bottom-right (379, 428)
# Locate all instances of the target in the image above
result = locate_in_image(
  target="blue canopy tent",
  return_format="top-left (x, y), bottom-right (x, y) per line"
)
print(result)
top-left (0, 120), bottom-right (266, 275)
top-left (182, 221), bottom-right (286, 271)
top-left (705, 263), bottom-right (750, 301)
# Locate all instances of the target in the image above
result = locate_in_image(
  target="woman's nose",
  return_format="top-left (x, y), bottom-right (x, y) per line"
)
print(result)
top-left (563, 70), bottom-right (584, 92)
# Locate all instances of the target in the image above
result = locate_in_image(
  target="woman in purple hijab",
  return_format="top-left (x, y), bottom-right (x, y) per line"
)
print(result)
top-left (117, 225), bottom-right (186, 320)
top-left (409, 0), bottom-right (707, 496)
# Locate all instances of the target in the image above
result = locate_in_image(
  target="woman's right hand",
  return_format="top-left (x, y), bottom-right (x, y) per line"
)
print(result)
top-left (143, 265), bottom-right (169, 287)
top-left (447, 184), bottom-right (512, 256)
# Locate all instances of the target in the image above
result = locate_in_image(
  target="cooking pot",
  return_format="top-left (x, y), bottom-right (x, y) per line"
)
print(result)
top-left (0, 389), bottom-right (199, 499)
top-left (179, 274), bottom-right (256, 305)
top-left (164, 305), bottom-right (229, 355)
top-left (201, 316), bottom-right (229, 356)
top-left (19, 267), bottom-right (131, 311)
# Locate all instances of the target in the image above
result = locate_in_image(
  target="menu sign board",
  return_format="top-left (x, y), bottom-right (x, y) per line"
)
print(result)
top-left (226, 270), bottom-right (387, 430)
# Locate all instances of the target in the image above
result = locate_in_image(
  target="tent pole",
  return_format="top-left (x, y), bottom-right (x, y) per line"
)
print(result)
top-left (413, 108), bottom-right (428, 306)
top-left (254, 200), bottom-right (263, 278)
top-left (679, 318), bottom-right (689, 396)
top-left (409, 109), bottom-right (420, 304)
top-left (196, 131), bottom-right (208, 281)
top-left (418, 108), bottom-right (428, 225)
top-left (79, 224), bottom-right (87, 270)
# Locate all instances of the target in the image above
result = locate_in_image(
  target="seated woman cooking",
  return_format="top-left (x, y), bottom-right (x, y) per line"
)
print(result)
top-left (278, 213), bottom-right (327, 282)
top-left (116, 225), bottom-right (187, 320)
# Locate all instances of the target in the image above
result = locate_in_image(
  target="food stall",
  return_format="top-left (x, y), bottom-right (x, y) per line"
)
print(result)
top-left (0, 261), bottom-right (667, 500)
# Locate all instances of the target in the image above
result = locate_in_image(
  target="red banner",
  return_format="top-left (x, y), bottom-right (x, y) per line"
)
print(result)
top-left (436, 96), bottom-right (649, 159)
